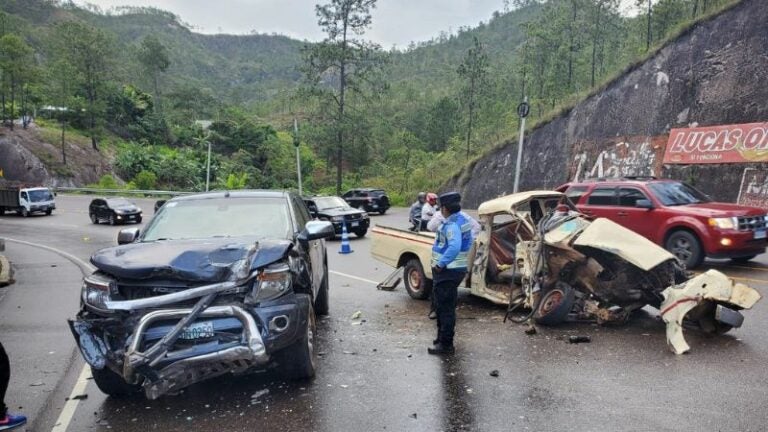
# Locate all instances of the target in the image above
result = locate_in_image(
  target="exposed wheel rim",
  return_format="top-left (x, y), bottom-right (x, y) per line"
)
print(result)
top-left (539, 290), bottom-right (564, 316)
top-left (407, 268), bottom-right (422, 292)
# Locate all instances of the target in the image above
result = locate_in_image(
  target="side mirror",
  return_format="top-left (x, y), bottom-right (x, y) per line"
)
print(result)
top-left (297, 221), bottom-right (335, 243)
top-left (154, 200), bottom-right (167, 212)
top-left (117, 228), bottom-right (140, 245)
top-left (635, 199), bottom-right (654, 209)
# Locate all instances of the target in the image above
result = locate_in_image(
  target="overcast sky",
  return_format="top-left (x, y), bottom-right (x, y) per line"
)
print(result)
top-left (76, 1), bottom-right (639, 48)
top-left (73, 0), bottom-right (510, 48)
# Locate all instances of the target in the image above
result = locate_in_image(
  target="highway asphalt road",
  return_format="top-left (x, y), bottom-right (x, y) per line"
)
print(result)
top-left (1, 194), bottom-right (768, 431)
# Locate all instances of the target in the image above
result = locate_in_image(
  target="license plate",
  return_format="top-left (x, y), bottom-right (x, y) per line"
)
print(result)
top-left (351, 221), bottom-right (359, 227)
top-left (754, 230), bottom-right (766, 240)
top-left (180, 321), bottom-right (215, 340)
top-left (371, 204), bottom-right (378, 208)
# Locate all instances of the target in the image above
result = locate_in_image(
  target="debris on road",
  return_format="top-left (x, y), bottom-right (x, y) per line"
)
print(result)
top-left (409, 413), bottom-right (417, 419)
top-left (251, 389), bottom-right (269, 401)
top-left (351, 311), bottom-right (362, 320)
top-left (489, 370), bottom-right (500, 377)
top-left (568, 336), bottom-right (591, 344)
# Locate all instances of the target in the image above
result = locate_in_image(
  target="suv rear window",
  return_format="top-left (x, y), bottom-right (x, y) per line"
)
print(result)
top-left (587, 187), bottom-right (617, 206)
top-left (369, 190), bottom-right (386, 197)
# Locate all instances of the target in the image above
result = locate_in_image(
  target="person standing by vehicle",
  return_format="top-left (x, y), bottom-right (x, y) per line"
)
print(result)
top-left (409, 192), bottom-right (426, 232)
top-left (426, 203), bottom-right (481, 320)
top-left (0, 342), bottom-right (27, 430)
top-left (420, 193), bottom-right (438, 231)
top-left (428, 192), bottom-right (473, 355)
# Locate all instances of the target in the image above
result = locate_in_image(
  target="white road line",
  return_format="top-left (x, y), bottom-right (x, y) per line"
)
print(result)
top-left (50, 366), bottom-right (90, 432)
top-left (330, 270), bottom-right (379, 285)
top-left (2, 238), bottom-right (94, 432)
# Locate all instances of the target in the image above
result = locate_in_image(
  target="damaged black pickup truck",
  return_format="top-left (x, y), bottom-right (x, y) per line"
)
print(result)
top-left (69, 190), bottom-right (335, 399)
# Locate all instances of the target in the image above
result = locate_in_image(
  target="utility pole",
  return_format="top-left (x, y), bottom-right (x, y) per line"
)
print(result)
top-left (513, 96), bottom-right (529, 194)
top-left (293, 118), bottom-right (303, 196)
top-left (205, 136), bottom-right (212, 192)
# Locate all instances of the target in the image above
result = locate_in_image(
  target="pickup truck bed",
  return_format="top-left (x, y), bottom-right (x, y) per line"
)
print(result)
top-left (371, 225), bottom-right (436, 299)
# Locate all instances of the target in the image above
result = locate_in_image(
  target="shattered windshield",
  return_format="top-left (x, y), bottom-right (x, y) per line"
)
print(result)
top-left (142, 197), bottom-right (292, 241)
top-left (648, 182), bottom-right (711, 206)
top-left (28, 189), bottom-right (53, 202)
top-left (314, 196), bottom-right (349, 210)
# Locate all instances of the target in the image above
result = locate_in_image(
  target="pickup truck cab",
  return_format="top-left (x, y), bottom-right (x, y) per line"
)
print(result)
top-left (0, 185), bottom-right (55, 217)
top-left (557, 178), bottom-right (767, 268)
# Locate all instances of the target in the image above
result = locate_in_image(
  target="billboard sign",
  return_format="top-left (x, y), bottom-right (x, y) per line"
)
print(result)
top-left (663, 122), bottom-right (768, 164)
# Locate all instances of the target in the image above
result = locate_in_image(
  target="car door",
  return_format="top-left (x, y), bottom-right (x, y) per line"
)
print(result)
top-left (581, 186), bottom-right (619, 221)
top-left (293, 197), bottom-right (323, 293)
top-left (617, 187), bottom-right (655, 238)
top-left (96, 200), bottom-right (107, 219)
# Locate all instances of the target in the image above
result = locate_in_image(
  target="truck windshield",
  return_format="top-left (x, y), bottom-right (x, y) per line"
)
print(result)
top-left (28, 189), bottom-right (53, 202)
top-left (314, 196), bottom-right (349, 210)
top-left (648, 182), bottom-right (711, 206)
top-left (142, 197), bottom-right (292, 241)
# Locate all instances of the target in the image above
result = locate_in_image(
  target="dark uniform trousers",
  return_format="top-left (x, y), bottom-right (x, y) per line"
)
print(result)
top-left (433, 269), bottom-right (466, 346)
top-left (0, 341), bottom-right (9, 416)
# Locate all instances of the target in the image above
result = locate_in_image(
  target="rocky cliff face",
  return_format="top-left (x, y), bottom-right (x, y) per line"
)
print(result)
top-left (0, 127), bottom-right (114, 187)
top-left (446, 0), bottom-right (768, 209)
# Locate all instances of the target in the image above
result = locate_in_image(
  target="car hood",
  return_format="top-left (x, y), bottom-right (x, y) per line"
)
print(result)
top-left (91, 237), bottom-right (293, 282)
top-left (320, 208), bottom-right (365, 218)
top-left (671, 202), bottom-right (766, 217)
top-left (114, 205), bottom-right (140, 213)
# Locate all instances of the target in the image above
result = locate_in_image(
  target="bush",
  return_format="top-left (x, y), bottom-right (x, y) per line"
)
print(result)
top-left (95, 174), bottom-right (118, 189)
top-left (133, 170), bottom-right (157, 190)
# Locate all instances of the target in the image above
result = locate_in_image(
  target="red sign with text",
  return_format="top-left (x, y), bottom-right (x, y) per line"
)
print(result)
top-left (663, 122), bottom-right (768, 164)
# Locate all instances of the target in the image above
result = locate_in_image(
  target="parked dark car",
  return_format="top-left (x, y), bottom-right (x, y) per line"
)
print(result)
top-left (69, 190), bottom-right (335, 399)
top-left (304, 195), bottom-right (370, 237)
top-left (342, 188), bottom-right (391, 214)
top-left (89, 197), bottom-right (142, 225)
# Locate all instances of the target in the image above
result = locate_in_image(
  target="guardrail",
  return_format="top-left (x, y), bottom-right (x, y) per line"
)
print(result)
top-left (54, 187), bottom-right (194, 197)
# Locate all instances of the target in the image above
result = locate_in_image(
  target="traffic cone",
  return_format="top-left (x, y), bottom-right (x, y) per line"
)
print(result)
top-left (338, 221), bottom-right (353, 254)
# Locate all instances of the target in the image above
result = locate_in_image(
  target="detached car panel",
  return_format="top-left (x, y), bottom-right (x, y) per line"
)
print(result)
top-left (70, 191), bottom-right (334, 399)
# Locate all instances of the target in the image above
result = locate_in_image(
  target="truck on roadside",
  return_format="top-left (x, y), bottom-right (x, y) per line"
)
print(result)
top-left (0, 183), bottom-right (56, 217)
top-left (371, 190), bottom-right (761, 354)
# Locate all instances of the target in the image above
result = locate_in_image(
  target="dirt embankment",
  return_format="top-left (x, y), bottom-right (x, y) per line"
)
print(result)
top-left (0, 125), bottom-right (115, 187)
top-left (446, 0), bottom-right (768, 208)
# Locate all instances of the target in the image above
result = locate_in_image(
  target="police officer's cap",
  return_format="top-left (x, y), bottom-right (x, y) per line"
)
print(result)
top-left (438, 192), bottom-right (461, 207)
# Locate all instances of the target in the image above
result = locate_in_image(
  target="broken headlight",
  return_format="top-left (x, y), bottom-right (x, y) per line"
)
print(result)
top-left (82, 273), bottom-right (114, 312)
top-left (249, 263), bottom-right (292, 302)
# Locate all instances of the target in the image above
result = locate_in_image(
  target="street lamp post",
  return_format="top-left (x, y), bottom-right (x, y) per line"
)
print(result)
top-left (293, 119), bottom-right (303, 196)
top-left (513, 96), bottom-right (529, 194)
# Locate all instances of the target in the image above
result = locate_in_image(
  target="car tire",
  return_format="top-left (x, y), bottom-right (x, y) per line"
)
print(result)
top-left (91, 367), bottom-right (141, 398)
top-left (21, 208), bottom-right (29, 217)
top-left (354, 229), bottom-right (367, 237)
top-left (109, 214), bottom-right (116, 225)
top-left (45, 209), bottom-right (52, 216)
top-left (136, 216), bottom-right (142, 224)
top-left (378, 208), bottom-right (387, 215)
top-left (534, 283), bottom-right (575, 326)
top-left (314, 266), bottom-right (330, 316)
top-left (90, 213), bottom-right (98, 224)
top-left (403, 258), bottom-right (432, 300)
top-left (276, 298), bottom-right (317, 380)
top-left (665, 230), bottom-right (704, 269)
top-left (731, 255), bottom-right (757, 263)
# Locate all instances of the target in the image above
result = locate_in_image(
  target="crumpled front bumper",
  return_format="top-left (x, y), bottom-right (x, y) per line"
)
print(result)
top-left (69, 277), bottom-right (308, 399)
top-left (660, 269), bottom-right (762, 355)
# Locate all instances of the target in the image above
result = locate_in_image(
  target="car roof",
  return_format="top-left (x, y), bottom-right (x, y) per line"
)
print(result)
top-left (564, 177), bottom-right (679, 187)
top-left (171, 190), bottom-right (292, 202)
top-left (478, 190), bottom-right (564, 216)
top-left (347, 188), bottom-right (384, 192)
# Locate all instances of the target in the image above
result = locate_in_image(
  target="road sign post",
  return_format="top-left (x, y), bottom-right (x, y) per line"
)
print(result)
top-left (293, 119), bottom-right (303, 196)
top-left (513, 97), bottom-right (529, 194)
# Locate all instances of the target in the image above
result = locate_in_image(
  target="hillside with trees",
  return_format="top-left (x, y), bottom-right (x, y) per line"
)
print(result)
top-left (0, 0), bottom-right (737, 202)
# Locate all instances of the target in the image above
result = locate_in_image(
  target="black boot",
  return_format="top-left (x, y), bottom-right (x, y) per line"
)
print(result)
top-left (428, 343), bottom-right (455, 355)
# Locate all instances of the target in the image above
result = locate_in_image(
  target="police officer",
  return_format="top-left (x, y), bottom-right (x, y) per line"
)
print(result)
top-left (428, 192), bottom-right (473, 355)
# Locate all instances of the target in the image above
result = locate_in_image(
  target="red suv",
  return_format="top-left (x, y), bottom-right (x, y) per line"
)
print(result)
top-left (557, 177), bottom-right (767, 268)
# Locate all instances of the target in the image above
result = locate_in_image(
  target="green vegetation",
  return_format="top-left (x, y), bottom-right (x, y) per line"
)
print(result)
top-left (0, 0), bottom-right (738, 201)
